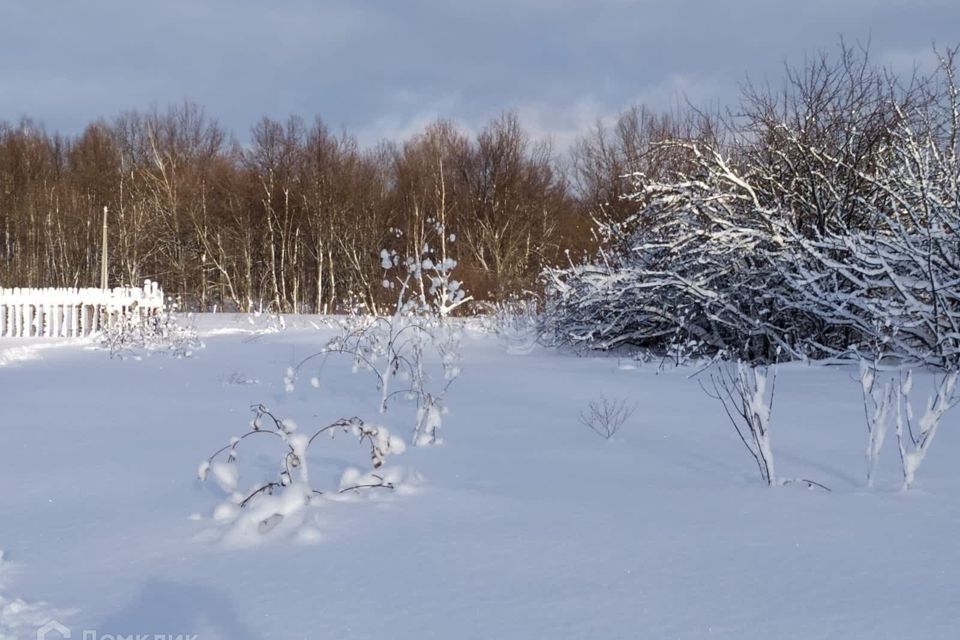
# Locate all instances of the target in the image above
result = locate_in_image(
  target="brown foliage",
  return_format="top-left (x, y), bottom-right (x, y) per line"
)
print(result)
top-left (0, 104), bottom-right (591, 311)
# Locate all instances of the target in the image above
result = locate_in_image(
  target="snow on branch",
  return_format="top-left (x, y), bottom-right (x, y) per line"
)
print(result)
top-left (545, 45), bottom-right (960, 370)
top-left (895, 370), bottom-right (959, 490)
top-left (198, 404), bottom-right (408, 543)
top-left (702, 360), bottom-right (830, 491)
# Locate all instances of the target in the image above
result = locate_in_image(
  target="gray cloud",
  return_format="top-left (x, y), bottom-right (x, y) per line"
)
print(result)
top-left (1, 0), bottom-right (957, 147)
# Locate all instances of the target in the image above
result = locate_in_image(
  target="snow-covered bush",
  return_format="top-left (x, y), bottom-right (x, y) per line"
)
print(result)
top-left (197, 224), bottom-right (467, 544)
top-left (543, 142), bottom-right (802, 363)
top-left (579, 395), bottom-right (636, 440)
top-left (291, 230), bottom-right (466, 447)
top-left (859, 359), bottom-right (896, 488)
top-left (198, 404), bottom-right (407, 542)
top-left (544, 46), bottom-right (960, 369)
top-left (381, 217), bottom-right (472, 318)
top-left (704, 362), bottom-right (779, 486)
top-left (894, 371), bottom-right (959, 490)
top-left (309, 311), bottom-right (461, 446)
top-left (703, 360), bottom-right (829, 490)
top-left (767, 48), bottom-right (960, 367)
top-left (858, 360), bottom-right (958, 490)
top-left (99, 302), bottom-right (202, 359)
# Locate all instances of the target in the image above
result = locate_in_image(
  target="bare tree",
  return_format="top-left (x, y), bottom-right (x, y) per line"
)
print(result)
top-left (579, 395), bottom-right (636, 440)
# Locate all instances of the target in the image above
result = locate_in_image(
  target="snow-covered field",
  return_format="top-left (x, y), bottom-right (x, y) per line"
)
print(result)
top-left (2, 316), bottom-right (958, 640)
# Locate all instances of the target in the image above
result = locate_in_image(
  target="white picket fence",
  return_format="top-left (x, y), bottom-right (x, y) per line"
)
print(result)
top-left (0, 280), bottom-right (165, 338)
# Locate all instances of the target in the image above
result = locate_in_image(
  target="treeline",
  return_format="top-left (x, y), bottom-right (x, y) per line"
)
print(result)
top-left (0, 107), bottom-right (620, 311)
top-left (547, 44), bottom-right (960, 367)
top-left (8, 37), bottom-right (958, 371)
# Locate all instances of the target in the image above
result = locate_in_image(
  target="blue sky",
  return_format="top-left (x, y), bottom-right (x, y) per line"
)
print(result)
top-left (1, 0), bottom-right (957, 148)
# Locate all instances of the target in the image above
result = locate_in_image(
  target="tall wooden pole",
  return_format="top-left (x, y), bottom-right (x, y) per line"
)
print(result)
top-left (100, 206), bottom-right (109, 290)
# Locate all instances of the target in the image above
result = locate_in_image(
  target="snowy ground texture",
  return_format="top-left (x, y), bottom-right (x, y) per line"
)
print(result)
top-left (2, 315), bottom-right (959, 639)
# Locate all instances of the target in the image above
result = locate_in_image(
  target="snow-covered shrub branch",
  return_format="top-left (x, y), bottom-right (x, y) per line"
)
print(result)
top-left (702, 360), bottom-right (830, 490)
top-left (704, 362), bottom-right (779, 486)
top-left (100, 303), bottom-right (201, 359)
top-left (306, 312), bottom-right (461, 446)
top-left (894, 370), bottom-right (959, 490)
top-left (290, 228), bottom-right (467, 447)
top-left (382, 216), bottom-right (472, 318)
top-left (859, 359), bottom-right (896, 488)
top-left (198, 403), bottom-right (406, 536)
top-left (858, 358), bottom-right (958, 490)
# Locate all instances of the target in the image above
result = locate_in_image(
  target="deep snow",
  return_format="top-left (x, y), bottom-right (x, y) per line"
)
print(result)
top-left (1, 316), bottom-right (958, 639)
